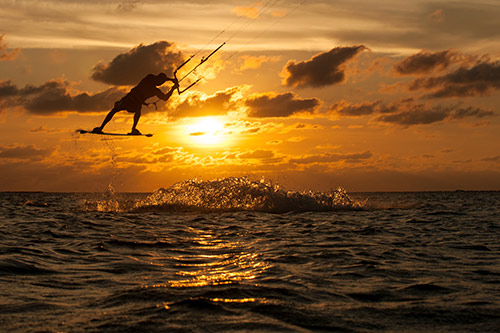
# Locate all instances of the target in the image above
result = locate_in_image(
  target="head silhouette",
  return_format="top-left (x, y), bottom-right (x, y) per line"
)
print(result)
top-left (156, 73), bottom-right (167, 86)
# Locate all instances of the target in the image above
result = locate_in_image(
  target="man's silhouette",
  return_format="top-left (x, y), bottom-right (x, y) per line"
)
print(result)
top-left (92, 73), bottom-right (179, 135)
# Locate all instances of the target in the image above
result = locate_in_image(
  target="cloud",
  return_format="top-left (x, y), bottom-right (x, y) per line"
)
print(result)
top-left (330, 2), bottom-right (500, 53)
top-left (143, 146), bottom-right (190, 164)
top-left (168, 86), bottom-right (240, 118)
top-left (116, 0), bottom-right (140, 12)
top-left (238, 150), bottom-right (275, 159)
top-left (0, 79), bottom-right (125, 115)
top-left (233, 3), bottom-right (261, 19)
top-left (428, 9), bottom-right (446, 23)
top-left (376, 107), bottom-right (449, 125)
top-left (330, 100), bottom-right (382, 117)
top-left (0, 144), bottom-right (53, 160)
top-left (238, 55), bottom-right (281, 71)
top-left (331, 98), bottom-right (494, 126)
top-left (90, 41), bottom-right (185, 86)
top-left (0, 35), bottom-right (20, 61)
top-left (289, 151), bottom-right (373, 164)
top-left (281, 45), bottom-right (366, 88)
top-left (394, 50), bottom-right (456, 75)
top-left (409, 60), bottom-right (500, 98)
top-left (452, 106), bottom-right (494, 119)
top-left (224, 119), bottom-right (278, 135)
top-left (246, 92), bottom-right (320, 118)
top-left (29, 126), bottom-right (63, 134)
top-left (482, 155), bottom-right (500, 163)
top-left (375, 104), bottom-right (494, 126)
top-left (0, 81), bottom-right (19, 112)
top-left (0, 80), bottom-right (19, 97)
top-left (240, 127), bottom-right (261, 134)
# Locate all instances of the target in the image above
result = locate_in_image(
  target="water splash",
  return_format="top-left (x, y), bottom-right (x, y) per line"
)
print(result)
top-left (131, 177), bottom-right (364, 213)
top-left (83, 183), bottom-right (125, 212)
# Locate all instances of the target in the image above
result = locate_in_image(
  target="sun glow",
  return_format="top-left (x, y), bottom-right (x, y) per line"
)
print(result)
top-left (185, 117), bottom-right (228, 146)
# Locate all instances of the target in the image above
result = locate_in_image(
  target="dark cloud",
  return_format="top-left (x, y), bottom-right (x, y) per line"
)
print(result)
top-left (482, 155), bottom-right (500, 162)
top-left (375, 104), bottom-right (494, 126)
top-left (0, 144), bottom-right (53, 160)
top-left (376, 107), bottom-right (449, 125)
top-left (246, 92), bottom-right (320, 118)
top-left (331, 98), bottom-right (494, 126)
top-left (90, 41), bottom-right (185, 86)
top-left (24, 81), bottom-right (124, 115)
top-left (330, 100), bottom-right (382, 117)
top-left (0, 79), bottom-right (125, 115)
top-left (290, 151), bottom-right (373, 164)
top-left (394, 50), bottom-right (456, 75)
top-left (0, 81), bottom-right (19, 112)
top-left (452, 106), bottom-right (494, 119)
top-left (116, 0), bottom-right (140, 12)
top-left (409, 61), bottom-right (500, 98)
top-left (0, 35), bottom-right (20, 61)
top-left (0, 80), bottom-right (19, 97)
top-left (169, 86), bottom-right (239, 118)
top-left (281, 45), bottom-right (366, 88)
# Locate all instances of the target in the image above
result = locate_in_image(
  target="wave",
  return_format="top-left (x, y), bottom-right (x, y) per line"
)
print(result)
top-left (85, 177), bottom-right (365, 213)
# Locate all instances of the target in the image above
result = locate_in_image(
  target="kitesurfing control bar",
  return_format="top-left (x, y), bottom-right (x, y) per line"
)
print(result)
top-left (178, 42), bottom-right (225, 83)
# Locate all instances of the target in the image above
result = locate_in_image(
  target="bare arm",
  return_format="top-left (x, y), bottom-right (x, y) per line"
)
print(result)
top-left (156, 82), bottom-right (179, 101)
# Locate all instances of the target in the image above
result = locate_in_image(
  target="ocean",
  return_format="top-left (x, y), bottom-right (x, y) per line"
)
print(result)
top-left (1, 177), bottom-right (499, 332)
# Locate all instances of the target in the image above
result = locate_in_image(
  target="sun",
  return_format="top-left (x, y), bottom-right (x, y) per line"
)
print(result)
top-left (184, 116), bottom-right (228, 147)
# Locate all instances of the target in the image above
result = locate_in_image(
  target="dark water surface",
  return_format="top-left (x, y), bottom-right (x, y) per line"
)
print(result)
top-left (1, 184), bottom-right (499, 332)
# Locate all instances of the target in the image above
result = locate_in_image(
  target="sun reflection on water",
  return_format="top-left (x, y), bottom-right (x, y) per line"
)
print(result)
top-left (146, 227), bottom-right (270, 297)
top-left (167, 232), bottom-right (269, 288)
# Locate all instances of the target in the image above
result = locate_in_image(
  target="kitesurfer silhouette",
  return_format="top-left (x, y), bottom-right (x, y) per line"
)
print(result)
top-left (92, 73), bottom-right (179, 135)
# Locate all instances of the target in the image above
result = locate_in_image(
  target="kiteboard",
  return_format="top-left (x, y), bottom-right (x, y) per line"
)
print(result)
top-left (77, 129), bottom-right (153, 137)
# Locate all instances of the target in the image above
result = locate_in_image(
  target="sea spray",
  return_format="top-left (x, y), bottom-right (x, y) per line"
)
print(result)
top-left (83, 183), bottom-right (132, 212)
top-left (133, 177), bottom-right (364, 213)
top-left (83, 177), bottom-right (364, 213)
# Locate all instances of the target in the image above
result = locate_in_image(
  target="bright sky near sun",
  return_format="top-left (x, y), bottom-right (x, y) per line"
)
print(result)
top-left (0, 0), bottom-right (499, 192)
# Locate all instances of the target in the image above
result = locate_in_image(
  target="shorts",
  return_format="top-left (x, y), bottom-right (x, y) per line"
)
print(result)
top-left (114, 93), bottom-right (142, 113)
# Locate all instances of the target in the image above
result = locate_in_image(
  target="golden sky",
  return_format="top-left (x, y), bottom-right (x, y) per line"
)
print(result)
top-left (1, 0), bottom-right (499, 192)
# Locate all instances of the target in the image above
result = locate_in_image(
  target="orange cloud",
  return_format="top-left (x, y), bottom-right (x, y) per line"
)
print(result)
top-left (239, 149), bottom-right (275, 159)
top-left (271, 9), bottom-right (286, 17)
top-left (239, 55), bottom-right (281, 71)
top-left (233, 3), bottom-right (261, 19)
top-left (428, 9), bottom-right (446, 23)
top-left (168, 86), bottom-right (241, 118)
top-left (0, 35), bottom-right (20, 61)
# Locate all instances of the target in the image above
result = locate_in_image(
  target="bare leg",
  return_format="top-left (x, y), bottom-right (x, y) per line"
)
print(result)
top-left (99, 107), bottom-right (120, 130)
top-left (132, 109), bottom-right (141, 131)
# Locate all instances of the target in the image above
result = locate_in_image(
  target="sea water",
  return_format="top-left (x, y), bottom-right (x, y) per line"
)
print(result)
top-left (1, 177), bottom-right (499, 332)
